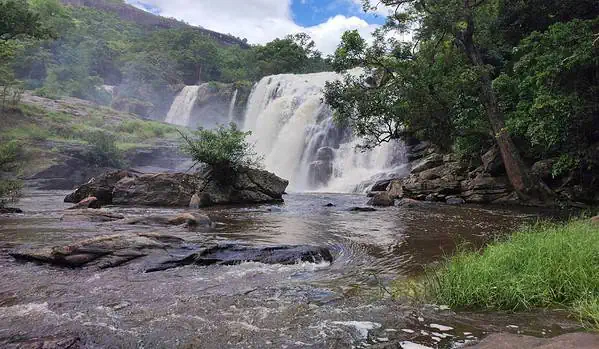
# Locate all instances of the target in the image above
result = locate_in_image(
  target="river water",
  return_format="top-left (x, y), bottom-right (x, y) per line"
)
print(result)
top-left (0, 191), bottom-right (580, 348)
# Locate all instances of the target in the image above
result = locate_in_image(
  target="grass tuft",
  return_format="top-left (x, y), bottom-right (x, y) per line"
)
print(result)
top-left (428, 219), bottom-right (599, 313)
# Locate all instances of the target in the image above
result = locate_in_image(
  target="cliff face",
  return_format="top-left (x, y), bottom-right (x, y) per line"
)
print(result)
top-left (58, 0), bottom-right (249, 47)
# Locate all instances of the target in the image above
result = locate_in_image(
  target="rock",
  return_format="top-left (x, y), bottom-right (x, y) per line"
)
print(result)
top-left (462, 174), bottom-right (513, 204)
top-left (411, 154), bottom-right (444, 173)
top-left (3, 335), bottom-right (81, 349)
top-left (0, 207), bottom-right (23, 214)
top-left (324, 203), bottom-right (336, 207)
top-left (367, 192), bottom-right (395, 207)
top-left (425, 194), bottom-right (438, 202)
top-left (316, 147), bottom-right (335, 162)
top-left (113, 173), bottom-right (200, 207)
top-left (308, 160), bottom-right (333, 187)
top-left (61, 209), bottom-right (125, 222)
top-left (67, 196), bottom-right (101, 210)
top-left (591, 216), bottom-right (599, 225)
top-left (124, 213), bottom-right (211, 227)
top-left (371, 180), bottom-right (391, 192)
top-left (469, 332), bottom-right (599, 349)
top-left (387, 179), bottom-right (403, 199)
top-left (349, 207), bottom-right (377, 212)
top-left (406, 141), bottom-right (432, 162)
top-left (481, 146), bottom-right (505, 176)
top-left (396, 198), bottom-right (424, 208)
top-left (446, 197), bottom-right (466, 205)
top-left (10, 234), bottom-right (333, 271)
top-left (145, 244), bottom-right (334, 272)
top-left (189, 194), bottom-right (201, 209)
top-left (64, 170), bottom-right (138, 205)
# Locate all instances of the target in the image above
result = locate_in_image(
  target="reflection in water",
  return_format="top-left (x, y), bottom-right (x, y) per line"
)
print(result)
top-left (0, 191), bottom-right (575, 348)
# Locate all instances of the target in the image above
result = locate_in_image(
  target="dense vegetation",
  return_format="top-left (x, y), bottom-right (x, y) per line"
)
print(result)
top-left (324, 0), bottom-right (599, 201)
top-left (1, 0), bottom-right (331, 118)
top-left (427, 219), bottom-right (599, 327)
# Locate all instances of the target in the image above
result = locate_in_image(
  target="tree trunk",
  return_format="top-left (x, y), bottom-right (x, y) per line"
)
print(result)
top-left (459, 15), bottom-right (543, 199)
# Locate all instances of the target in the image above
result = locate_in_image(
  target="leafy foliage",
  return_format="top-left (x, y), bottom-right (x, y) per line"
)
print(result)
top-left (0, 141), bottom-right (23, 206)
top-left (83, 130), bottom-right (123, 168)
top-left (179, 124), bottom-right (262, 182)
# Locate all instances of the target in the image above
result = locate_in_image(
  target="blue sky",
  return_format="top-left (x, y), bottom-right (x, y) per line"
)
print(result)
top-left (127, 0), bottom-right (390, 53)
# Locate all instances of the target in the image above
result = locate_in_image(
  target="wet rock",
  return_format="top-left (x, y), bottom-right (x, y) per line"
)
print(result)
top-left (396, 198), bottom-right (425, 208)
top-left (67, 196), bottom-right (101, 210)
top-left (316, 147), bottom-right (335, 162)
top-left (3, 335), bottom-right (81, 349)
top-left (387, 179), bottom-right (403, 199)
top-left (0, 207), bottom-right (23, 214)
top-left (349, 207), bottom-right (377, 212)
top-left (144, 244), bottom-right (333, 272)
top-left (367, 192), bottom-right (395, 207)
top-left (308, 160), bottom-right (333, 187)
top-left (113, 172), bottom-right (200, 207)
top-left (189, 194), bottom-right (201, 209)
top-left (10, 233), bottom-right (173, 268)
top-left (446, 197), bottom-right (466, 205)
top-left (124, 213), bottom-right (211, 227)
top-left (11, 233), bottom-right (332, 271)
top-left (324, 203), bottom-right (336, 207)
top-left (371, 180), bottom-right (391, 192)
top-left (64, 170), bottom-right (138, 205)
top-left (61, 209), bottom-right (125, 222)
top-left (470, 332), bottom-right (599, 349)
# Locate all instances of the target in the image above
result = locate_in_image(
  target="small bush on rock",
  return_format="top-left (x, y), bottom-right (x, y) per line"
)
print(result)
top-left (179, 123), bottom-right (262, 182)
top-left (83, 130), bottom-right (123, 168)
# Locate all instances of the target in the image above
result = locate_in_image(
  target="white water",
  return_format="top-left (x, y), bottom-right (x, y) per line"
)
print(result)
top-left (228, 89), bottom-right (238, 124)
top-left (165, 85), bottom-right (201, 126)
top-left (243, 71), bottom-right (407, 193)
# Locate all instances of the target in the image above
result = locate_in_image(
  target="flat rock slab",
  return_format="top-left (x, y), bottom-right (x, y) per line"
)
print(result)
top-left (469, 333), bottom-right (599, 349)
top-left (10, 233), bottom-right (333, 271)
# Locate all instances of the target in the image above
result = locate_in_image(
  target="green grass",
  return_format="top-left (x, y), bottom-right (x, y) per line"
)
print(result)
top-left (428, 219), bottom-right (599, 312)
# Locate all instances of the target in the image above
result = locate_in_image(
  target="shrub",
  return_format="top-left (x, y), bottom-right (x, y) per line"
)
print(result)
top-left (428, 219), bottom-right (599, 311)
top-left (179, 123), bottom-right (262, 182)
top-left (0, 141), bottom-right (23, 207)
top-left (83, 130), bottom-right (123, 168)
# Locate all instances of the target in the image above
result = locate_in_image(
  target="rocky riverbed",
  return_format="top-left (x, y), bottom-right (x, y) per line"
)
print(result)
top-left (0, 190), bottom-right (592, 348)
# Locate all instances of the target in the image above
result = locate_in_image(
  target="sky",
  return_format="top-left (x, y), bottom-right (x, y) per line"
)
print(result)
top-left (126, 0), bottom-right (392, 54)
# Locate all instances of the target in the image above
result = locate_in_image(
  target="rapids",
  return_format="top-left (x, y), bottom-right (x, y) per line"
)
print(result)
top-left (0, 191), bottom-right (577, 348)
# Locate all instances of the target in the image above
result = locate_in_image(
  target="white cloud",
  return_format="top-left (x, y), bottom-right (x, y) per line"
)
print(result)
top-left (127, 0), bottom-right (383, 54)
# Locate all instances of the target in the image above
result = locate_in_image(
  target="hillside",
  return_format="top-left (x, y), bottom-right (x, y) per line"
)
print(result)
top-left (59, 0), bottom-right (249, 47)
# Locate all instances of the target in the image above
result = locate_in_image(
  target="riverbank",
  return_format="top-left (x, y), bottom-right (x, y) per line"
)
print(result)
top-left (426, 218), bottom-right (599, 329)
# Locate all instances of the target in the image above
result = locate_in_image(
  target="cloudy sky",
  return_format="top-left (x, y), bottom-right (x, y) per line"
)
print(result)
top-left (126, 0), bottom-right (391, 54)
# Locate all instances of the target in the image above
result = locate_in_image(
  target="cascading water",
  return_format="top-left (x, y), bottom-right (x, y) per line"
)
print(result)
top-left (228, 89), bottom-right (238, 124)
top-left (165, 85), bottom-right (201, 126)
top-left (243, 71), bottom-right (408, 193)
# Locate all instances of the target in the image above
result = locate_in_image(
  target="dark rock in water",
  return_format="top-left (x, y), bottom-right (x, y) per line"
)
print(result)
top-left (61, 209), bottom-right (125, 222)
top-left (145, 244), bottom-right (333, 272)
top-left (308, 160), bottom-right (333, 187)
top-left (64, 170), bottom-right (139, 205)
top-left (3, 335), bottom-right (81, 349)
top-left (349, 207), bottom-right (377, 212)
top-left (65, 167), bottom-right (289, 208)
top-left (124, 213), bottom-right (211, 227)
top-left (470, 332), bottom-right (599, 349)
top-left (370, 180), bottom-right (391, 192)
top-left (10, 233), bottom-right (332, 271)
top-left (324, 203), bottom-right (336, 207)
top-left (189, 193), bottom-right (201, 209)
top-left (0, 207), bottom-right (23, 214)
top-left (67, 196), bottom-right (101, 210)
top-left (367, 192), bottom-right (395, 207)
top-left (315, 147), bottom-right (335, 162)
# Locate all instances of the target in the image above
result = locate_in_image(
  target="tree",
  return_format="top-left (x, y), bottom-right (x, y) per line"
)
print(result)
top-left (0, 0), bottom-right (49, 40)
top-left (353, 0), bottom-right (554, 199)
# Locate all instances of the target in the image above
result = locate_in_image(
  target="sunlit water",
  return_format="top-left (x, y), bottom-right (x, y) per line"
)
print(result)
top-left (0, 191), bottom-right (580, 348)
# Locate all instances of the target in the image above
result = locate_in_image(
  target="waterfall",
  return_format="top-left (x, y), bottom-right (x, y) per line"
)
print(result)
top-left (242, 71), bottom-right (408, 193)
top-left (165, 86), bottom-right (201, 126)
top-left (228, 89), bottom-right (238, 124)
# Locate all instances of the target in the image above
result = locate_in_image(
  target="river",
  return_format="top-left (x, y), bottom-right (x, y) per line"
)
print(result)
top-left (0, 191), bottom-right (580, 348)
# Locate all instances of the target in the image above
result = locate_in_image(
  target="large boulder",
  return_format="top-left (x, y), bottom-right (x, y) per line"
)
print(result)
top-left (112, 173), bottom-right (200, 207)
top-left (367, 192), bottom-right (395, 207)
top-left (64, 170), bottom-right (138, 205)
top-left (64, 167), bottom-right (289, 208)
top-left (308, 160), bottom-right (334, 187)
top-left (481, 146), bottom-right (505, 176)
